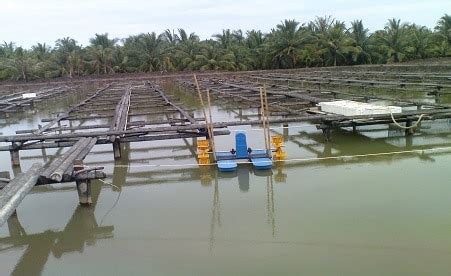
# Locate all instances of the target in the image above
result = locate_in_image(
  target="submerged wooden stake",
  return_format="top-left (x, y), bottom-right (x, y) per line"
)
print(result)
top-left (74, 160), bottom-right (91, 206)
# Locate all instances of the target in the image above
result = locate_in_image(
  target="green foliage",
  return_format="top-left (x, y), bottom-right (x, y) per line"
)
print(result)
top-left (0, 14), bottom-right (449, 81)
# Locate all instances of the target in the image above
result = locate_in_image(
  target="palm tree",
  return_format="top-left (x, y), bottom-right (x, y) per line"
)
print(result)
top-left (435, 14), bottom-right (451, 44)
top-left (349, 20), bottom-right (372, 64)
top-left (123, 32), bottom-right (166, 72)
top-left (213, 29), bottom-right (234, 49)
top-left (309, 15), bottom-right (335, 33)
top-left (0, 15), bottom-right (449, 80)
top-left (246, 30), bottom-right (265, 49)
top-left (54, 37), bottom-right (82, 77)
top-left (316, 21), bottom-right (357, 66)
top-left (0, 44), bottom-right (35, 81)
top-left (160, 29), bottom-right (179, 45)
top-left (31, 43), bottom-right (51, 62)
top-left (246, 30), bottom-right (266, 69)
top-left (177, 28), bottom-right (199, 43)
top-left (266, 19), bottom-right (310, 68)
top-left (431, 14), bottom-right (451, 57)
top-left (30, 43), bottom-right (53, 78)
top-left (86, 33), bottom-right (118, 74)
top-left (87, 45), bottom-right (115, 74)
top-left (173, 29), bottom-right (201, 70)
top-left (232, 30), bottom-right (245, 45)
top-left (89, 33), bottom-right (117, 49)
top-left (379, 18), bottom-right (409, 62)
top-left (406, 24), bottom-right (432, 59)
top-left (194, 42), bottom-right (236, 71)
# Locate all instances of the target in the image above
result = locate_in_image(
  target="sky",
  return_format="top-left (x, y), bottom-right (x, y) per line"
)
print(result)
top-left (1, 0), bottom-right (449, 48)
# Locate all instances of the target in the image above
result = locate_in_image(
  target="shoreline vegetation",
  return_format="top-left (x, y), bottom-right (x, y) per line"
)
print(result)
top-left (0, 14), bottom-right (450, 82)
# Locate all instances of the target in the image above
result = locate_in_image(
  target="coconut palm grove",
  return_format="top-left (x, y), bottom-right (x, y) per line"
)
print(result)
top-left (0, 14), bottom-right (450, 82)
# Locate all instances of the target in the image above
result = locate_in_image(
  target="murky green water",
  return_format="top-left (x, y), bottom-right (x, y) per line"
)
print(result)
top-left (1, 83), bottom-right (451, 275)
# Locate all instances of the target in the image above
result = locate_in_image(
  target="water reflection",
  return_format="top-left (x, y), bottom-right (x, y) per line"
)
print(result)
top-left (266, 175), bottom-right (276, 237)
top-left (112, 142), bottom-right (130, 192)
top-left (209, 177), bottom-right (221, 252)
top-left (0, 182), bottom-right (114, 275)
top-left (269, 122), bottom-right (451, 167)
top-left (237, 166), bottom-right (249, 192)
top-left (208, 166), bottom-right (280, 251)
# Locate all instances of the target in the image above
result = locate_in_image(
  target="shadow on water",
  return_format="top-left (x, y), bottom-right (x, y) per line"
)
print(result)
top-left (0, 182), bottom-right (114, 276)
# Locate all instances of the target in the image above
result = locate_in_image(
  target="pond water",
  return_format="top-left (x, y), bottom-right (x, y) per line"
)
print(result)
top-left (1, 84), bottom-right (451, 275)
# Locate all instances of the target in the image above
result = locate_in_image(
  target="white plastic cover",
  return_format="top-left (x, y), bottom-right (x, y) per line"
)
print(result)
top-left (319, 100), bottom-right (402, 116)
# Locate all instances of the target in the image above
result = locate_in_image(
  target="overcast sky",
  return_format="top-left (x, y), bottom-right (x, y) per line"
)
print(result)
top-left (1, 0), bottom-right (449, 48)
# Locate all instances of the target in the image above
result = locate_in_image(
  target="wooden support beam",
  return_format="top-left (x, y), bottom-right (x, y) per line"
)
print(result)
top-left (74, 160), bottom-right (91, 206)
top-left (113, 140), bottom-right (121, 159)
top-left (10, 148), bottom-right (20, 167)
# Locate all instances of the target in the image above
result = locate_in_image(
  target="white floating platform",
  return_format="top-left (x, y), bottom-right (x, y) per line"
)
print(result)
top-left (318, 100), bottom-right (402, 116)
top-left (22, 93), bottom-right (36, 99)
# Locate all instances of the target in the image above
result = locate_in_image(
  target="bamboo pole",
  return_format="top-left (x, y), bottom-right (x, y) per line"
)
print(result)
top-left (0, 163), bottom-right (42, 226)
top-left (263, 85), bottom-right (271, 153)
top-left (259, 87), bottom-right (269, 151)
top-left (40, 138), bottom-right (87, 179)
top-left (49, 138), bottom-right (95, 182)
top-left (206, 89), bottom-right (216, 158)
top-left (194, 74), bottom-right (214, 151)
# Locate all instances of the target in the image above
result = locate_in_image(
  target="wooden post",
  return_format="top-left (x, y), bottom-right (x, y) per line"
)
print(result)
top-left (435, 91), bottom-right (441, 104)
top-left (322, 142), bottom-right (332, 156)
top-left (406, 134), bottom-right (413, 148)
top-left (322, 128), bottom-right (331, 142)
top-left (405, 120), bottom-right (414, 136)
top-left (74, 160), bottom-right (91, 206)
top-left (113, 140), bottom-right (121, 159)
top-left (10, 147), bottom-right (20, 167)
top-left (41, 148), bottom-right (48, 163)
top-left (12, 165), bottom-right (22, 179)
top-left (416, 105), bottom-right (422, 128)
top-left (283, 123), bottom-right (289, 141)
top-left (57, 121), bottom-right (62, 134)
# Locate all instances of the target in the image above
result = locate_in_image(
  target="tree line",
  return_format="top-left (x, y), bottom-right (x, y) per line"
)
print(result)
top-left (0, 14), bottom-right (449, 82)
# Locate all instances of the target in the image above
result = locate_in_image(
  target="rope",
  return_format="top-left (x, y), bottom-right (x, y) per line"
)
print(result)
top-left (98, 178), bottom-right (122, 226)
top-left (93, 145), bottom-right (451, 169)
top-left (98, 178), bottom-right (120, 190)
top-left (390, 112), bottom-right (425, 130)
top-left (228, 124), bottom-right (313, 132)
